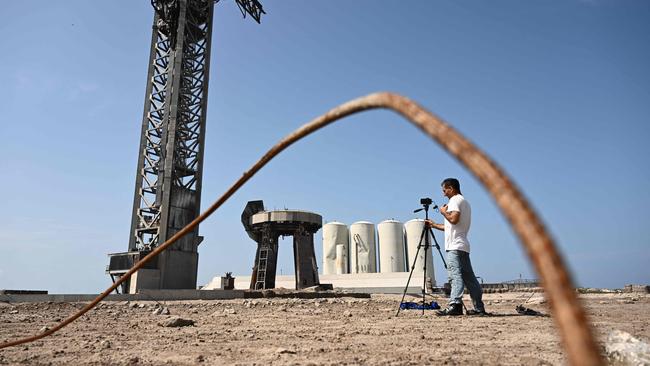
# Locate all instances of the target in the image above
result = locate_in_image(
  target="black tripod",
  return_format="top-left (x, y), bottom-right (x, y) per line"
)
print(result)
top-left (396, 198), bottom-right (447, 316)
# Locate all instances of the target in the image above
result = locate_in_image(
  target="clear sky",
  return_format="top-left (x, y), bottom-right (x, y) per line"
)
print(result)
top-left (0, 0), bottom-right (648, 293)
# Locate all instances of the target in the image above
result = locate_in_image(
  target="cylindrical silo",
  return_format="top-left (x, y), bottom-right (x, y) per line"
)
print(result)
top-left (377, 220), bottom-right (405, 273)
top-left (322, 222), bottom-right (348, 275)
top-left (405, 219), bottom-right (436, 286)
top-left (349, 221), bottom-right (376, 273)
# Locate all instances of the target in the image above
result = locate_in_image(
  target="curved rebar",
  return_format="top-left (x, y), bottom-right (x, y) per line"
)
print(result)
top-left (0, 92), bottom-right (602, 365)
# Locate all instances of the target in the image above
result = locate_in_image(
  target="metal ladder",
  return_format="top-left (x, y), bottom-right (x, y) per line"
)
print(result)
top-left (254, 247), bottom-right (269, 290)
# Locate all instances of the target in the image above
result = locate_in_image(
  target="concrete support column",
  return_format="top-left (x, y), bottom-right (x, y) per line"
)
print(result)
top-left (293, 229), bottom-right (320, 289)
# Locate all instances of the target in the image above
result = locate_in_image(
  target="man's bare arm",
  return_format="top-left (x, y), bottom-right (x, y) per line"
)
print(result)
top-left (440, 204), bottom-right (460, 224)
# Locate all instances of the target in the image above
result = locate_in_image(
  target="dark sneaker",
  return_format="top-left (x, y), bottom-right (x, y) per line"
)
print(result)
top-left (466, 309), bottom-right (489, 316)
top-left (436, 303), bottom-right (463, 316)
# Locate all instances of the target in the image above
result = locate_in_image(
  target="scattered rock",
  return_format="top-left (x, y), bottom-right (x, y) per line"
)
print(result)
top-left (343, 310), bottom-right (353, 317)
top-left (159, 317), bottom-right (195, 327)
top-left (129, 303), bottom-right (138, 309)
top-left (9, 310), bottom-right (18, 314)
top-left (276, 347), bottom-right (297, 355)
top-left (152, 308), bottom-right (163, 315)
top-left (605, 329), bottom-right (650, 365)
top-left (137, 303), bottom-right (146, 309)
top-left (196, 355), bottom-right (205, 363)
top-left (224, 308), bottom-right (236, 315)
top-left (161, 307), bottom-right (170, 315)
top-left (39, 326), bottom-right (50, 333)
top-left (100, 340), bottom-right (111, 349)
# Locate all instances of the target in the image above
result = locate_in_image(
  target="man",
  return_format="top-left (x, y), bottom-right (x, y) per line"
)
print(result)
top-left (426, 178), bottom-right (486, 316)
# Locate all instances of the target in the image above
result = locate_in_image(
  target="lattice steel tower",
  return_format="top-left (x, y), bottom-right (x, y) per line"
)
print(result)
top-left (107, 0), bottom-right (264, 294)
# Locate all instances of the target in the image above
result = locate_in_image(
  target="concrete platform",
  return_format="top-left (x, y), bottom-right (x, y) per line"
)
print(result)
top-left (0, 289), bottom-right (243, 303)
top-left (204, 272), bottom-right (434, 294)
top-left (0, 288), bottom-right (370, 303)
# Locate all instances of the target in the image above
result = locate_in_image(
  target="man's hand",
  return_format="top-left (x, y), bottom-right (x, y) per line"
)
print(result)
top-left (440, 204), bottom-right (448, 214)
top-left (426, 219), bottom-right (444, 231)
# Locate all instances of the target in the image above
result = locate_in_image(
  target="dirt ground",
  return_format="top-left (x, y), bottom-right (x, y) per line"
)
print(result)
top-left (0, 291), bottom-right (648, 365)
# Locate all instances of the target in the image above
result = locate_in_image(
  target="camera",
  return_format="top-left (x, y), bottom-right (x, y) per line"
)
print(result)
top-left (420, 197), bottom-right (432, 205)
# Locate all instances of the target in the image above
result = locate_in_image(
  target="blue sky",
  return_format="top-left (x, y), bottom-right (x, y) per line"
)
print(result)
top-left (0, 0), bottom-right (648, 293)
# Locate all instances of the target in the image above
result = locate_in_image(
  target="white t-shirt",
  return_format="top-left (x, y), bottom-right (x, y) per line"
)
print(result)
top-left (443, 194), bottom-right (471, 253)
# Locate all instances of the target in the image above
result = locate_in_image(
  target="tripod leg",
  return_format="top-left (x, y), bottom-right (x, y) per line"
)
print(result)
top-left (421, 227), bottom-right (430, 316)
top-left (395, 226), bottom-right (427, 316)
top-left (429, 228), bottom-right (447, 269)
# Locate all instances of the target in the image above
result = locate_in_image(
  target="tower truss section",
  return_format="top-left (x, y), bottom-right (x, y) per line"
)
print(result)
top-left (106, 0), bottom-right (264, 294)
top-left (108, 0), bottom-right (214, 293)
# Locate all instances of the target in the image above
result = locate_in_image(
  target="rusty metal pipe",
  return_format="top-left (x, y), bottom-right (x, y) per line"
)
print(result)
top-left (0, 92), bottom-right (602, 365)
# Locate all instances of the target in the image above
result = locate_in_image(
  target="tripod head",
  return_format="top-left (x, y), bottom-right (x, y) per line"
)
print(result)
top-left (413, 197), bottom-right (438, 216)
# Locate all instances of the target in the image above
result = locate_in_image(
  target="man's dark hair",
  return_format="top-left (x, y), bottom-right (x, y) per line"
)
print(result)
top-left (441, 178), bottom-right (461, 193)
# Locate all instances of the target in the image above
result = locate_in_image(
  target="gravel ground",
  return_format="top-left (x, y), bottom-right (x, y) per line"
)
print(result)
top-left (0, 292), bottom-right (648, 365)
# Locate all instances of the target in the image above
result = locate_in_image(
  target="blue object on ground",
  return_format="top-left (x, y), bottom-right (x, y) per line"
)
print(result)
top-left (399, 301), bottom-right (440, 310)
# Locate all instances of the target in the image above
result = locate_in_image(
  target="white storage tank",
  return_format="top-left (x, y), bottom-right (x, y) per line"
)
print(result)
top-left (404, 219), bottom-right (436, 286)
top-left (349, 221), bottom-right (377, 273)
top-left (377, 220), bottom-right (405, 272)
top-left (322, 221), bottom-right (348, 275)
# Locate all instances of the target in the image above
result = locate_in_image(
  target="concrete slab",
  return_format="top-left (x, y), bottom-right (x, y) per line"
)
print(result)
top-left (0, 288), bottom-right (370, 303)
top-left (0, 290), bottom-right (241, 303)
top-left (204, 272), bottom-right (431, 294)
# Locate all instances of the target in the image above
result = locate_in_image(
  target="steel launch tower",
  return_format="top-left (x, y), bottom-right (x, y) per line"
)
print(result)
top-left (106, 0), bottom-right (264, 294)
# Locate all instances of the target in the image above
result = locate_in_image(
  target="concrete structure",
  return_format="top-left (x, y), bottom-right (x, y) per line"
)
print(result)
top-left (322, 222), bottom-right (348, 275)
top-left (404, 219), bottom-right (436, 287)
top-left (377, 220), bottom-right (406, 273)
top-left (242, 201), bottom-right (322, 290)
top-left (0, 288), bottom-right (370, 304)
top-left (349, 221), bottom-right (377, 273)
top-left (204, 272), bottom-right (428, 294)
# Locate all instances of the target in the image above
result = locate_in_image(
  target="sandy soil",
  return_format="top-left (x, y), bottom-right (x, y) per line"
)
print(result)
top-left (0, 292), bottom-right (648, 365)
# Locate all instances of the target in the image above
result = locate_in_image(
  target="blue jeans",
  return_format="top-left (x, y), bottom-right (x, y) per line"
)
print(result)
top-left (447, 250), bottom-right (485, 311)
